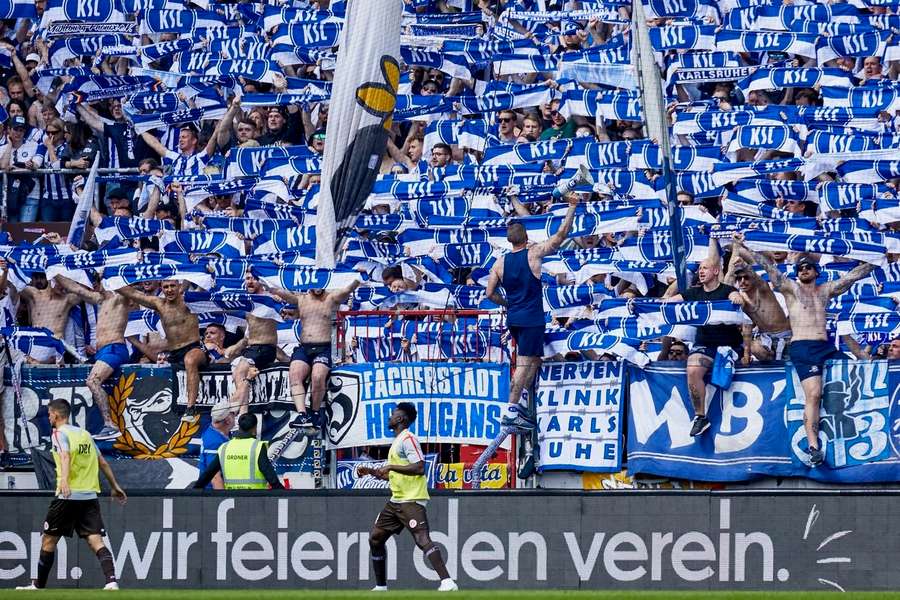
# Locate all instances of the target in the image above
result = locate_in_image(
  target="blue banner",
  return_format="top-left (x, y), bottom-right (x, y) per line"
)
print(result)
top-left (325, 362), bottom-right (509, 449)
top-left (627, 361), bottom-right (900, 482)
top-left (335, 454), bottom-right (438, 490)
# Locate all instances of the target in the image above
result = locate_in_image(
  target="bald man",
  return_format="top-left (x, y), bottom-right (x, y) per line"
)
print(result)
top-left (665, 249), bottom-right (743, 437)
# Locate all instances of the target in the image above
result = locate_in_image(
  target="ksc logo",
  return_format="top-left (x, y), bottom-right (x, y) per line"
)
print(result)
top-left (325, 370), bottom-right (361, 445)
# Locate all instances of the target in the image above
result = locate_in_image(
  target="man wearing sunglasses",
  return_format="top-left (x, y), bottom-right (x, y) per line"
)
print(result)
top-left (727, 262), bottom-right (792, 365)
top-left (732, 234), bottom-right (875, 467)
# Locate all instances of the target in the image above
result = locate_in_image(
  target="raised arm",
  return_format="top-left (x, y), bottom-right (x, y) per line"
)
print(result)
top-left (708, 233), bottom-right (724, 283)
top-left (76, 104), bottom-right (105, 136)
top-left (54, 275), bottom-right (104, 305)
top-left (732, 233), bottom-right (795, 294)
top-left (117, 285), bottom-right (162, 310)
top-left (140, 131), bottom-right (169, 158)
top-left (532, 195), bottom-right (578, 258)
top-left (821, 262), bottom-right (876, 299)
top-left (331, 279), bottom-right (361, 304)
top-left (260, 280), bottom-right (300, 305)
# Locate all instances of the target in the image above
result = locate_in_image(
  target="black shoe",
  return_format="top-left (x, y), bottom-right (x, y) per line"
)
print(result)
top-left (807, 446), bottom-right (825, 467)
top-left (289, 413), bottom-right (316, 430)
top-left (0, 452), bottom-right (11, 470)
top-left (689, 415), bottom-right (710, 437)
top-left (181, 406), bottom-right (200, 424)
top-left (518, 454), bottom-right (536, 480)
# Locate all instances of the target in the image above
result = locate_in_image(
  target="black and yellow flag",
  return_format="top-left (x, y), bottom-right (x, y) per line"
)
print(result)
top-left (315, 0), bottom-right (401, 268)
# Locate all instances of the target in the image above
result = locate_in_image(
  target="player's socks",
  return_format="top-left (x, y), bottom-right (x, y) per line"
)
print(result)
top-left (35, 550), bottom-right (54, 588)
top-left (371, 547), bottom-right (387, 587)
top-left (95, 547), bottom-right (116, 584)
top-left (424, 546), bottom-right (450, 580)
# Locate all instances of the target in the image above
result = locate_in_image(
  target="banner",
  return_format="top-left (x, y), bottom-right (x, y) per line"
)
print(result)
top-left (435, 462), bottom-right (509, 489)
top-left (324, 362), bottom-right (509, 449)
top-left (786, 359), bottom-right (900, 482)
top-left (627, 361), bottom-right (900, 482)
top-left (535, 361), bottom-right (624, 472)
top-left (335, 453), bottom-right (438, 490)
top-left (627, 363), bottom-right (796, 481)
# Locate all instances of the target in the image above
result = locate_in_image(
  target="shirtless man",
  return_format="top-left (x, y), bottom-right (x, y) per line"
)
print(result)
top-left (117, 281), bottom-right (209, 423)
top-left (55, 274), bottom-right (133, 440)
top-left (727, 262), bottom-right (792, 364)
top-left (18, 272), bottom-right (80, 363)
top-left (266, 280), bottom-right (361, 430)
top-left (228, 273), bottom-right (279, 415)
top-left (733, 234), bottom-right (876, 466)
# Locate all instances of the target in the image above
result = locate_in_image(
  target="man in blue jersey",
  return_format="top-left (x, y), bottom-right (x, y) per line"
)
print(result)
top-left (484, 194), bottom-right (578, 429)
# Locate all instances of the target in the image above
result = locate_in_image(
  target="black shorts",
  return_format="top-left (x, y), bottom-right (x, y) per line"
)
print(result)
top-left (240, 344), bottom-right (277, 369)
top-left (509, 325), bottom-right (544, 357)
top-left (374, 501), bottom-right (429, 535)
top-left (291, 343), bottom-right (332, 368)
top-left (690, 345), bottom-right (742, 360)
top-left (43, 498), bottom-right (106, 538)
top-left (168, 341), bottom-right (208, 368)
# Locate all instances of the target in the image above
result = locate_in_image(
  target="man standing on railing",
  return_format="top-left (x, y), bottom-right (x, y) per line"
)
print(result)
top-left (264, 280), bottom-right (361, 431)
top-left (53, 274), bottom-right (133, 441)
top-left (484, 193), bottom-right (578, 430)
top-left (733, 234), bottom-right (876, 466)
top-left (228, 272), bottom-right (279, 415)
top-left (117, 281), bottom-right (209, 423)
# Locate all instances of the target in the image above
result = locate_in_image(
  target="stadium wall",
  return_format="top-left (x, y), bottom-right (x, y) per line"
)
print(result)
top-left (0, 490), bottom-right (891, 591)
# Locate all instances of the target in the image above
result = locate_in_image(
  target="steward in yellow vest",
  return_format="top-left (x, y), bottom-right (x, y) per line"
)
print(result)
top-left (20, 399), bottom-right (127, 591)
top-left (356, 402), bottom-right (457, 592)
top-left (194, 413), bottom-right (284, 490)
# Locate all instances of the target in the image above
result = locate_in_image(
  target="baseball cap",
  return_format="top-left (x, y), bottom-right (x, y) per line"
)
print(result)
top-left (210, 401), bottom-right (233, 423)
top-left (10, 115), bottom-right (26, 129)
top-left (25, 53), bottom-right (40, 64)
top-left (732, 265), bottom-right (752, 278)
top-left (796, 257), bottom-right (820, 273)
top-left (106, 187), bottom-right (127, 200)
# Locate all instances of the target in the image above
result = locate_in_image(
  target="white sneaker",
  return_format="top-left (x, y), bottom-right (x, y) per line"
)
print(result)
top-left (371, 585), bottom-right (388, 592)
top-left (437, 578), bottom-right (458, 591)
top-left (103, 582), bottom-right (119, 591)
top-left (14, 583), bottom-right (39, 590)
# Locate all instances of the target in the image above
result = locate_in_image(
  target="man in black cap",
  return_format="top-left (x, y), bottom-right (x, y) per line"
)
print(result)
top-left (193, 414), bottom-right (284, 490)
top-left (733, 234), bottom-right (875, 467)
top-left (726, 260), bottom-right (792, 364)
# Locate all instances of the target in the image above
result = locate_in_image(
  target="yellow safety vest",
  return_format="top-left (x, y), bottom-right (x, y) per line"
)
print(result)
top-left (52, 426), bottom-right (100, 495)
top-left (218, 437), bottom-right (269, 490)
top-left (388, 431), bottom-right (429, 502)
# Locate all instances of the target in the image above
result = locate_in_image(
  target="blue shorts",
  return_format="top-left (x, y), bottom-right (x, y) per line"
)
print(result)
top-left (509, 325), bottom-right (544, 357)
top-left (94, 343), bottom-right (130, 372)
top-left (790, 340), bottom-right (845, 381)
top-left (291, 343), bottom-right (332, 368)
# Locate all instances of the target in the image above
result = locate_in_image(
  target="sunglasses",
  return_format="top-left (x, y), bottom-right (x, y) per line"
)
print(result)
top-left (498, 117), bottom-right (514, 123)
top-left (736, 274), bottom-right (750, 281)
top-left (46, 129), bottom-right (61, 134)
top-left (797, 264), bottom-right (816, 272)
top-left (549, 110), bottom-right (559, 116)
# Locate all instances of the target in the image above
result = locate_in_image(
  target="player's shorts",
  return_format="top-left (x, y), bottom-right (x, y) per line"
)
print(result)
top-left (236, 344), bottom-right (276, 370)
top-left (94, 342), bottom-right (130, 372)
top-left (374, 501), bottom-right (429, 535)
top-left (168, 341), bottom-right (209, 368)
top-left (43, 498), bottom-right (106, 538)
top-left (790, 340), bottom-right (846, 381)
top-left (689, 344), bottom-right (742, 361)
top-left (291, 342), bottom-right (332, 368)
top-left (757, 330), bottom-right (792, 360)
top-left (509, 325), bottom-right (544, 358)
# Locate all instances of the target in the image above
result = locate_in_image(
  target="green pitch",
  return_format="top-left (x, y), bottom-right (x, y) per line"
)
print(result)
top-left (2, 591), bottom-right (900, 599)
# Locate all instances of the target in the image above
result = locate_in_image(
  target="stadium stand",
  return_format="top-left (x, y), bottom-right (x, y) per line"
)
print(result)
top-left (0, 0), bottom-right (899, 491)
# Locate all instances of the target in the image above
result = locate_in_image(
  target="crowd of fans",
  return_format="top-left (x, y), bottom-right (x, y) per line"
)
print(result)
top-left (0, 0), bottom-right (897, 466)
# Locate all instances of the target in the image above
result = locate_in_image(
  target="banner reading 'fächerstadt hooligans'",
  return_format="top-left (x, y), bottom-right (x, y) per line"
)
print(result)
top-left (536, 361), bottom-right (624, 472)
top-left (325, 362), bottom-right (509, 449)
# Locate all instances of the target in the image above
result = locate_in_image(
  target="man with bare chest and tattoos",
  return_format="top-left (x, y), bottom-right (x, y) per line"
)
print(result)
top-left (54, 274), bottom-right (134, 440)
top-left (265, 281), bottom-right (360, 431)
top-left (18, 272), bottom-right (80, 363)
top-left (228, 272), bottom-right (279, 415)
top-left (733, 234), bottom-right (875, 466)
top-left (117, 281), bottom-right (209, 423)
